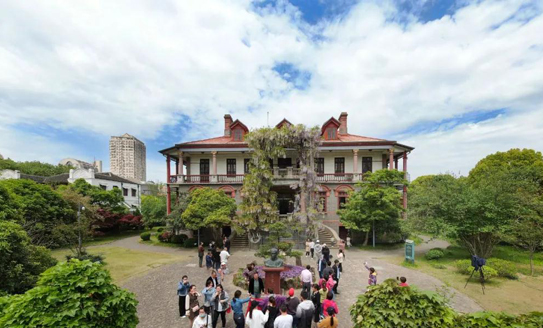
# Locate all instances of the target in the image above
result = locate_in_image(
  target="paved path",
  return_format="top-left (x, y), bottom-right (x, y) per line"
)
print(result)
top-left (113, 236), bottom-right (482, 328)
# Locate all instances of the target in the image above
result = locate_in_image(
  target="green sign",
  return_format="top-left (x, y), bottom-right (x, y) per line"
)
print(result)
top-left (405, 240), bottom-right (415, 263)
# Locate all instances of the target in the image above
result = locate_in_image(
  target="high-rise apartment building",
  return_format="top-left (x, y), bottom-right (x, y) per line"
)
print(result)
top-left (109, 133), bottom-right (146, 182)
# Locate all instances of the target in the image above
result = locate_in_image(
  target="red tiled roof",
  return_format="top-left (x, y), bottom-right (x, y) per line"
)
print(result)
top-left (330, 133), bottom-right (386, 142)
top-left (179, 136), bottom-right (247, 146)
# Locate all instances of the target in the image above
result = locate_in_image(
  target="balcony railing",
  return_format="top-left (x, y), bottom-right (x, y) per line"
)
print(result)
top-left (170, 171), bottom-right (364, 184)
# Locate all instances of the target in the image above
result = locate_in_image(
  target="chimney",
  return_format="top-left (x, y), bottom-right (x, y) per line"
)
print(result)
top-left (224, 114), bottom-right (233, 137)
top-left (339, 112), bottom-right (348, 134)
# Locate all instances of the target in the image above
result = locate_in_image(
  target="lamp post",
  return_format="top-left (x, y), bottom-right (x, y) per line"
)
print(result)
top-left (372, 220), bottom-right (376, 248)
top-left (77, 203), bottom-right (85, 257)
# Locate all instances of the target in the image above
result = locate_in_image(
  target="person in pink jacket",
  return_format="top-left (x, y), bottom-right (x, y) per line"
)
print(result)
top-left (321, 291), bottom-right (338, 317)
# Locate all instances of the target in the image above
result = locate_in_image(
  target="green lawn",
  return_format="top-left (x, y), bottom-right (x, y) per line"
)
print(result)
top-left (384, 243), bottom-right (543, 314)
top-left (51, 246), bottom-right (185, 284)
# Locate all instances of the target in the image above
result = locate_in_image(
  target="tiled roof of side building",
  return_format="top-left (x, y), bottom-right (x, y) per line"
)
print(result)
top-left (20, 173), bottom-right (46, 183)
top-left (95, 172), bottom-right (139, 184)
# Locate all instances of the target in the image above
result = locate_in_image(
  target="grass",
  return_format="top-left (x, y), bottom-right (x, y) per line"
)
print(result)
top-left (50, 246), bottom-right (185, 284)
top-left (382, 243), bottom-right (543, 314)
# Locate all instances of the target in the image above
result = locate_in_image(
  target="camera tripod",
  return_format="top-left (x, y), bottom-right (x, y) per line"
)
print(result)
top-left (464, 267), bottom-right (486, 294)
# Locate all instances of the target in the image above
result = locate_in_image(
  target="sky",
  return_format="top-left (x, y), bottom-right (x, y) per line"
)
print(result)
top-left (0, 0), bottom-right (542, 182)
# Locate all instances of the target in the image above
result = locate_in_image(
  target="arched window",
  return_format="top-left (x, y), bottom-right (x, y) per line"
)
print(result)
top-left (218, 185), bottom-right (236, 198)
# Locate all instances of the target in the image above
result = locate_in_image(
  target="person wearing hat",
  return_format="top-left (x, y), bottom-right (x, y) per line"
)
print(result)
top-left (285, 288), bottom-right (300, 327)
top-left (314, 240), bottom-right (322, 260)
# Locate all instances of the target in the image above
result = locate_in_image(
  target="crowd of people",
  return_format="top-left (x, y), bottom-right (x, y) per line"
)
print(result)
top-left (179, 235), bottom-right (408, 328)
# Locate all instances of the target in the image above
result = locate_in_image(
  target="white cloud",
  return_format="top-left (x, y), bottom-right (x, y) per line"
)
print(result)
top-left (1, 0), bottom-right (543, 181)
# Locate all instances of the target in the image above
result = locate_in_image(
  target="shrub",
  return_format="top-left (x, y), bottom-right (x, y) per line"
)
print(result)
top-left (350, 279), bottom-right (457, 327)
top-left (157, 227), bottom-right (164, 233)
top-left (171, 234), bottom-right (189, 244)
top-left (0, 260), bottom-right (139, 327)
top-left (184, 238), bottom-right (197, 248)
top-left (92, 230), bottom-right (106, 237)
top-left (0, 221), bottom-right (57, 294)
top-left (454, 260), bottom-right (498, 280)
top-left (425, 248), bottom-right (445, 260)
top-left (66, 251), bottom-right (104, 263)
top-left (456, 311), bottom-right (543, 327)
top-left (140, 232), bottom-right (151, 241)
top-left (158, 231), bottom-right (172, 242)
top-left (487, 258), bottom-right (518, 280)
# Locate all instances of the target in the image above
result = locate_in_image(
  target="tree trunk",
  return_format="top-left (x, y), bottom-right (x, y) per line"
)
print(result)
top-left (363, 231), bottom-right (370, 246)
top-left (295, 256), bottom-right (302, 266)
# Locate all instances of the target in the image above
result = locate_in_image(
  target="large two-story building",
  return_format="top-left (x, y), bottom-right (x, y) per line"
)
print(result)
top-left (159, 112), bottom-right (413, 240)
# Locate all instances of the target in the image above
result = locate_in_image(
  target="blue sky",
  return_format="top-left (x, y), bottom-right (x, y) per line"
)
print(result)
top-left (1, 0), bottom-right (542, 181)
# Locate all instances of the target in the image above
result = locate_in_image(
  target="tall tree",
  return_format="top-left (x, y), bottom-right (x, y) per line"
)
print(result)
top-left (181, 187), bottom-right (236, 241)
top-left (140, 195), bottom-right (167, 228)
top-left (0, 179), bottom-right (74, 247)
top-left (64, 179), bottom-right (126, 213)
top-left (338, 169), bottom-right (407, 246)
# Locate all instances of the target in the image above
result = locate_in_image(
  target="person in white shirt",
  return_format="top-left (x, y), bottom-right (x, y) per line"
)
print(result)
top-left (274, 304), bottom-right (293, 328)
top-left (300, 265), bottom-right (313, 295)
top-left (309, 239), bottom-right (315, 259)
top-left (245, 300), bottom-right (269, 328)
top-left (192, 308), bottom-right (212, 328)
top-left (220, 248), bottom-right (230, 264)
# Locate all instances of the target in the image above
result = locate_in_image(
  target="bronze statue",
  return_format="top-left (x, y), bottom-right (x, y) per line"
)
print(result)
top-left (264, 247), bottom-right (284, 268)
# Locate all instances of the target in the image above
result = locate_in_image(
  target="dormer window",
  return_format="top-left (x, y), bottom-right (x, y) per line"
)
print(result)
top-left (327, 128), bottom-right (337, 140)
top-left (234, 129), bottom-right (243, 141)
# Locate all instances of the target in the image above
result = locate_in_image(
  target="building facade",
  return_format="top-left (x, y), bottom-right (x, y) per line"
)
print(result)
top-left (159, 112), bottom-right (413, 239)
top-left (59, 158), bottom-right (103, 172)
top-left (109, 133), bottom-right (146, 182)
top-left (0, 168), bottom-right (141, 209)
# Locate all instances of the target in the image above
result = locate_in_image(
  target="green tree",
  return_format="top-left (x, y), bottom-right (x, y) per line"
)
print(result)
top-left (0, 179), bottom-right (74, 247)
top-left (0, 183), bottom-right (21, 221)
top-left (181, 188), bottom-right (236, 241)
top-left (338, 169), bottom-right (407, 246)
top-left (167, 192), bottom-right (191, 235)
top-left (140, 195), bottom-right (167, 227)
top-left (0, 221), bottom-right (57, 294)
top-left (0, 158), bottom-right (72, 176)
top-left (0, 260), bottom-right (139, 328)
top-left (64, 179), bottom-right (126, 213)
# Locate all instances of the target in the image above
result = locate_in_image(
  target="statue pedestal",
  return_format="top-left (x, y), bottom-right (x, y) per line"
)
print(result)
top-left (263, 267), bottom-right (285, 295)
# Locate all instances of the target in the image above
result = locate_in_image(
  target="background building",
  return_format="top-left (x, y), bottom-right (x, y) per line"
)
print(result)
top-left (59, 158), bottom-right (102, 172)
top-left (109, 133), bottom-right (146, 182)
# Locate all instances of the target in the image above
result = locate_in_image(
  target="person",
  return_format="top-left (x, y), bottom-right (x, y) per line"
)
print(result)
top-left (309, 239), bottom-right (315, 259)
top-left (177, 275), bottom-right (190, 317)
top-left (332, 260), bottom-right (341, 295)
top-left (188, 285), bottom-right (201, 326)
top-left (249, 272), bottom-right (265, 299)
top-left (220, 262), bottom-right (229, 275)
top-left (399, 276), bottom-right (409, 287)
top-left (210, 284), bottom-right (229, 328)
top-left (285, 288), bottom-right (300, 327)
top-left (231, 290), bottom-right (251, 328)
top-left (338, 239), bottom-right (345, 252)
top-left (311, 284), bottom-right (321, 324)
top-left (300, 265), bottom-right (313, 295)
top-left (322, 261), bottom-right (333, 281)
top-left (246, 262), bottom-right (257, 281)
top-left (193, 308), bottom-right (212, 328)
top-left (296, 291), bottom-right (315, 328)
top-left (321, 244), bottom-right (330, 262)
top-left (274, 304), bottom-right (293, 328)
top-left (317, 307), bottom-right (338, 328)
top-left (209, 241), bottom-right (216, 252)
top-left (220, 247), bottom-right (230, 266)
top-left (202, 280), bottom-right (216, 314)
top-left (317, 257), bottom-right (326, 279)
top-left (346, 236), bottom-right (351, 248)
top-left (206, 270), bottom-right (220, 288)
top-left (224, 236), bottom-right (231, 253)
top-left (213, 247), bottom-right (221, 270)
top-left (314, 240), bottom-right (322, 260)
top-left (365, 262), bottom-right (377, 286)
top-left (321, 292), bottom-right (338, 318)
top-left (265, 296), bottom-right (279, 328)
top-left (198, 242), bottom-right (206, 268)
top-left (336, 250), bottom-right (344, 273)
top-left (206, 251), bottom-right (214, 270)
top-left (218, 268), bottom-right (225, 282)
top-left (326, 275), bottom-right (336, 297)
top-left (305, 239), bottom-right (311, 257)
top-left (246, 300), bottom-right (269, 328)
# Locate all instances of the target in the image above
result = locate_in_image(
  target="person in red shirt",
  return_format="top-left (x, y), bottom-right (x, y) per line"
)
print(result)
top-left (399, 276), bottom-right (409, 287)
top-left (321, 291), bottom-right (338, 317)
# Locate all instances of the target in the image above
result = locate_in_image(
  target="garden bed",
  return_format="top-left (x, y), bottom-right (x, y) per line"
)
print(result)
top-left (233, 265), bottom-right (305, 290)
